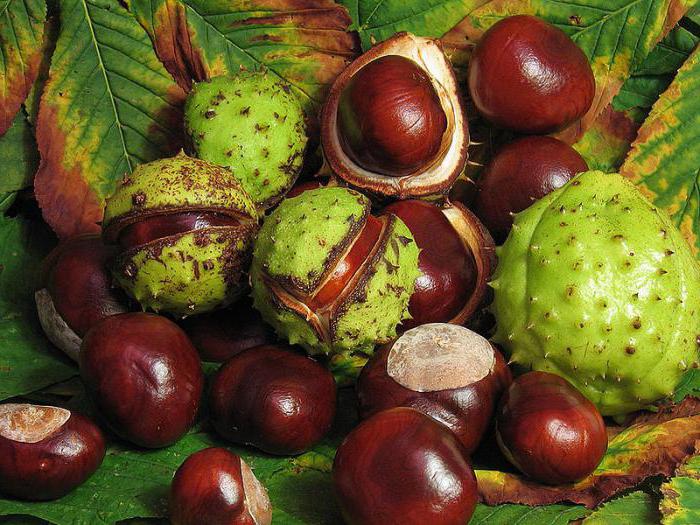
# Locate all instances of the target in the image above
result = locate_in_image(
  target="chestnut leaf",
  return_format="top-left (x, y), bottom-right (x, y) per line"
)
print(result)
top-left (0, 110), bottom-right (38, 211)
top-left (582, 491), bottom-right (660, 524)
top-left (621, 45), bottom-right (700, 259)
top-left (660, 455), bottom-right (700, 523)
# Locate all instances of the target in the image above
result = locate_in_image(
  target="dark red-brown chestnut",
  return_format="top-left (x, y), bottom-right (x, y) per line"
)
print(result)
top-left (210, 345), bottom-right (337, 455)
top-left (284, 179), bottom-right (325, 199)
top-left (474, 136), bottom-right (588, 242)
top-left (0, 404), bottom-right (105, 501)
top-left (170, 447), bottom-right (272, 525)
top-left (468, 15), bottom-right (595, 134)
top-left (322, 33), bottom-right (469, 198)
top-left (80, 313), bottom-right (204, 448)
top-left (35, 235), bottom-right (129, 361)
top-left (333, 407), bottom-right (478, 525)
top-left (496, 371), bottom-right (608, 484)
top-left (381, 200), bottom-right (495, 327)
top-left (179, 298), bottom-right (275, 363)
top-left (357, 323), bottom-right (511, 454)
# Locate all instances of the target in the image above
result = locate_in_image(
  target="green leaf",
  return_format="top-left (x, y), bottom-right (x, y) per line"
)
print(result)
top-left (673, 369), bottom-right (700, 402)
top-left (337, 0), bottom-right (489, 50)
top-left (32, 0), bottom-right (185, 239)
top-left (0, 110), bottom-right (39, 194)
top-left (660, 455), bottom-right (700, 524)
top-left (0, 0), bottom-right (46, 135)
top-left (620, 45), bottom-right (700, 257)
top-left (583, 491), bottom-right (660, 524)
top-left (127, 0), bottom-right (359, 114)
top-left (0, 215), bottom-right (76, 401)
top-left (471, 503), bottom-right (590, 524)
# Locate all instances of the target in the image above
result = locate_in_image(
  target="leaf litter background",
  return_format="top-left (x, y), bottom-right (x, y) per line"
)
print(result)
top-left (1, 0), bottom-right (700, 523)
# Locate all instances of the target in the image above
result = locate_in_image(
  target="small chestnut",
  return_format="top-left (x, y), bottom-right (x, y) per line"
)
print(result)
top-left (80, 313), bottom-right (204, 448)
top-left (474, 136), bottom-right (588, 242)
top-left (179, 298), bottom-right (275, 362)
top-left (35, 235), bottom-right (129, 361)
top-left (468, 15), bottom-right (595, 133)
top-left (0, 404), bottom-right (105, 500)
top-left (358, 323), bottom-right (511, 454)
top-left (170, 447), bottom-right (272, 525)
top-left (210, 345), bottom-right (337, 455)
top-left (333, 407), bottom-right (478, 525)
top-left (337, 55), bottom-right (447, 176)
top-left (496, 371), bottom-right (608, 484)
top-left (381, 200), bottom-right (494, 327)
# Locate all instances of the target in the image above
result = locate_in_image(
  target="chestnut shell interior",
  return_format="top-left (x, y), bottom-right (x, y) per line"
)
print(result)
top-left (322, 33), bottom-right (469, 198)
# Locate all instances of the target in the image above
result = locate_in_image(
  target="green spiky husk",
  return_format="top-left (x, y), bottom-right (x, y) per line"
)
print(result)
top-left (184, 72), bottom-right (308, 209)
top-left (491, 171), bottom-right (700, 416)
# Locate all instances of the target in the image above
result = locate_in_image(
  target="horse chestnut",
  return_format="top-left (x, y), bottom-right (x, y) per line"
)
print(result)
top-left (210, 345), bottom-right (337, 455)
top-left (170, 447), bottom-right (272, 525)
top-left (381, 200), bottom-right (494, 327)
top-left (333, 407), bottom-right (478, 525)
top-left (80, 313), bottom-right (204, 448)
top-left (358, 323), bottom-right (511, 454)
top-left (179, 298), bottom-right (275, 362)
top-left (468, 15), bottom-right (595, 133)
top-left (496, 371), bottom-right (608, 484)
top-left (474, 136), bottom-right (588, 242)
top-left (35, 235), bottom-right (128, 361)
top-left (0, 404), bottom-right (105, 500)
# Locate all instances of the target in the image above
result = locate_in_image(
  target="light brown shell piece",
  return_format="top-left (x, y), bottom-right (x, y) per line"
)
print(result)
top-left (0, 403), bottom-right (71, 444)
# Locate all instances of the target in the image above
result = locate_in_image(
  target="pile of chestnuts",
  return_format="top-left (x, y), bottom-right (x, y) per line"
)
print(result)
top-left (11, 13), bottom-right (610, 525)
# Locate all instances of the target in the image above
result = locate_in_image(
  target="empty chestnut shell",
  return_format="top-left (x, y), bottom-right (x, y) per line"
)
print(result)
top-left (358, 323), bottom-right (511, 454)
top-left (179, 298), bottom-right (276, 363)
top-left (496, 371), bottom-right (608, 484)
top-left (333, 407), bottom-right (478, 525)
top-left (210, 345), bottom-right (337, 455)
top-left (474, 136), bottom-right (588, 243)
top-left (468, 15), bottom-right (595, 133)
top-left (381, 200), bottom-right (495, 327)
top-left (0, 404), bottom-right (105, 501)
top-left (80, 313), bottom-right (204, 448)
top-left (35, 235), bottom-right (128, 361)
top-left (170, 447), bottom-right (272, 525)
top-left (322, 33), bottom-right (469, 198)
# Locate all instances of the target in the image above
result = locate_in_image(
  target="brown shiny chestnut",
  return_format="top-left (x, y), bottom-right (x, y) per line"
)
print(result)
top-left (179, 298), bottom-right (276, 363)
top-left (381, 200), bottom-right (494, 327)
top-left (357, 323), bottom-right (511, 454)
top-left (0, 404), bottom-right (105, 501)
top-left (468, 15), bottom-right (595, 133)
top-left (474, 136), bottom-right (588, 243)
top-left (35, 235), bottom-right (129, 361)
top-left (80, 313), bottom-right (204, 448)
top-left (210, 345), bottom-right (337, 455)
top-left (170, 447), bottom-right (272, 525)
top-left (496, 371), bottom-right (608, 484)
top-left (333, 407), bottom-right (478, 525)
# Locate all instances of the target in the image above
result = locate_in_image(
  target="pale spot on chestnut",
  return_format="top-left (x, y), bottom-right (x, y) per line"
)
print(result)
top-left (0, 404), bottom-right (71, 444)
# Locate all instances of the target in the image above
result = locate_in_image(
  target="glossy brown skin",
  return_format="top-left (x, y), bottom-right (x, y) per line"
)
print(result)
top-left (333, 408), bottom-right (478, 525)
top-left (0, 412), bottom-right (106, 501)
top-left (382, 201), bottom-right (476, 327)
top-left (285, 180), bottom-right (324, 199)
top-left (338, 55), bottom-right (447, 176)
top-left (45, 235), bottom-right (127, 337)
top-left (170, 448), bottom-right (268, 525)
top-left (118, 211), bottom-right (240, 250)
top-left (496, 371), bottom-right (608, 484)
top-left (357, 342), bottom-right (512, 454)
top-left (468, 15), bottom-right (595, 133)
top-left (474, 136), bottom-right (588, 242)
top-left (210, 345), bottom-right (337, 455)
top-left (80, 313), bottom-right (204, 448)
top-left (179, 298), bottom-right (276, 363)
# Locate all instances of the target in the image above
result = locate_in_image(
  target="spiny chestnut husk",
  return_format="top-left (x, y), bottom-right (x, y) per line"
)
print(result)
top-left (322, 33), bottom-right (469, 198)
top-left (250, 187), bottom-right (420, 380)
top-left (358, 323), bottom-right (512, 454)
top-left (0, 404), bottom-right (105, 501)
top-left (102, 152), bottom-right (259, 316)
top-left (35, 234), bottom-right (129, 361)
top-left (381, 200), bottom-right (495, 328)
